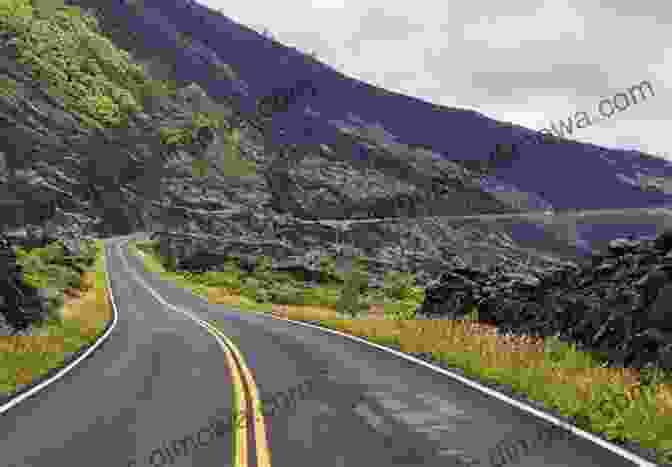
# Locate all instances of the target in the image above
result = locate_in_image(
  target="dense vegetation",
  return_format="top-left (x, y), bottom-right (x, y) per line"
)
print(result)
top-left (133, 240), bottom-right (426, 319)
top-left (1, 240), bottom-right (113, 395)
top-left (0, 0), bottom-right (253, 178)
top-left (15, 239), bottom-right (97, 319)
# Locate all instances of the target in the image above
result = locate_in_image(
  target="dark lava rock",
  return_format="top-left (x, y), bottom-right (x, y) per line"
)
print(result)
top-left (419, 230), bottom-right (672, 371)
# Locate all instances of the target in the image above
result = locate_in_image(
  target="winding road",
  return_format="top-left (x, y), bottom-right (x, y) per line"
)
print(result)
top-left (0, 234), bottom-right (658, 466)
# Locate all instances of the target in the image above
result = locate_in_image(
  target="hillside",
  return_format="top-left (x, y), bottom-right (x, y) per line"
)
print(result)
top-left (62, 0), bottom-right (672, 251)
top-left (0, 0), bottom-right (589, 300)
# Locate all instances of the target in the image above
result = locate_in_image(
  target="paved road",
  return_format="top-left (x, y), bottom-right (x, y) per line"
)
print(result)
top-left (289, 206), bottom-right (672, 229)
top-left (1, 234), bottom-right (654, 466)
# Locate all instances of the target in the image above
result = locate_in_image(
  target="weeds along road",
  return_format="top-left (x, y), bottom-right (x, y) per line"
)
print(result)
top-left (0, 234), bottom-right (653, 467)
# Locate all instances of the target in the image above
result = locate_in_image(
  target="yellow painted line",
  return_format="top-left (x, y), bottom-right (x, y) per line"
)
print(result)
top-left (117, 241), bottom-right (269, 466)
top-left (115, 241), bottom-right (250, 466)
top-left (221, 343), bottom-right (249, 467)
top-left (205, 320), bottom-right (272, 467)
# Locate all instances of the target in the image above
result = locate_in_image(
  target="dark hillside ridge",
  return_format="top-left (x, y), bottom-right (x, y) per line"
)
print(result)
top-left (64, 0), bottom-right (672, 253)
top-left (0, 0), bottom-right (667, 338)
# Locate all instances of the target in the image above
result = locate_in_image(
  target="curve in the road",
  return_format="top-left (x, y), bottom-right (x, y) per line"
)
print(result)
top-left (116, 239), bottom-right (272, 467)
top-left (123, 235), bottom-right (658, 467)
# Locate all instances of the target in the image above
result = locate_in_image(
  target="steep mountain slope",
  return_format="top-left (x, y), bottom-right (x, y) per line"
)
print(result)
top-left (60, 0), bottom-right (672, 254)
top-left (0, 0), bottom-right (585, 310)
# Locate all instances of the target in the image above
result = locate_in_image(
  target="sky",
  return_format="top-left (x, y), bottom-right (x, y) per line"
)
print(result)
top-left (198, 0), bottom-right (670, 160)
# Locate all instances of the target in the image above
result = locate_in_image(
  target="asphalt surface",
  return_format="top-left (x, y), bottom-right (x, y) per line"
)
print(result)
top-left (1, 234), bottom-right (651, 466)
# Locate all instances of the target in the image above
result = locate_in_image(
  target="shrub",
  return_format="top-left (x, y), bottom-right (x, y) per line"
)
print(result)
top-left (159, 126), bottom-right (193, 146)
top-left (383, 300), bottom-right (418, 320)
top-left (0, 76), bottom-right (18, 98)
top-left (200, 271), bottom-right (241, 289)
top-left (39, 286), bottom-right (65, 317)
top-left (159, 252), bottom-right (177, 271)
top-left (382, 270), bottom-right (417, 300)
top-left (336, 266), bottom-right (367, 317)
top-left (299, 286), bottom-right (340, 307)
top-left (240, 277), bottom-right (262, 301)
top-left (269, 283), bottom-right (303, 305)
top-left (252, 255), bottom-right (274, 282)
top-left (16, 248), bottom-right (81, 291)
top-left (318, 255), bottom-right (340, 283)
top-left (254, 287), bottom-right (272, 303)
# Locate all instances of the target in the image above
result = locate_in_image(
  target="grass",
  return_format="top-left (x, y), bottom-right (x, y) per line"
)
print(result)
top-left (131, 240), bottom-right (672, 463)
top-left (312, 320), bottom-right (672, 463)
top-left (0, 239), bottom-right (113, 395)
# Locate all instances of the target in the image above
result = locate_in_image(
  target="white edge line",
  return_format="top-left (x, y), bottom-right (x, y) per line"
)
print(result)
top-left (0, 237), bottom-right (122, 416)
top-left (115, 241), bottom-right (237, 370)
top-left (124, 238), bottom-right (659, 467)
top-left (246, 315), bottom-right (658, 467)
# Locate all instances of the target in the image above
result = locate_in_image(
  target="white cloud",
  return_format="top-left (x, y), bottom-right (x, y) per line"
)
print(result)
top-left (199, 0), bottom-right (672, 161)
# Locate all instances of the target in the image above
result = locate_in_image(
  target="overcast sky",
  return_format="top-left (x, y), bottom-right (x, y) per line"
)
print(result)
top-left (198, 0), bottom-right (670, 160)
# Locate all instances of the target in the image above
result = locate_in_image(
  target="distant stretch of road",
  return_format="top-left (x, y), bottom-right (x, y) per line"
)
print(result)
top-left (153, 206), bottom-right (672, 245)
top-left (286, 206), bottom-right (672, 230)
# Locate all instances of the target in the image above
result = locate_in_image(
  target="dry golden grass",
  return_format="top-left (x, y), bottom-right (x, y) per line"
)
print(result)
top-left (270, 303), bottom-right (341, 321)
top-left (206, 287), bottom-right (244, 305)
top-left (0, 336), bottom-right (67, 354)
top-left (58, 270), bottom-right (112, 339)
top-left (315, 318), bottom-right (672, 420)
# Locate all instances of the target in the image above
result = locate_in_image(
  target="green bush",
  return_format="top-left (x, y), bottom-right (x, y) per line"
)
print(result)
top-left (318, 255), bottom-right (340, 283)
top-left (159, 126), bottom-right (194, 146)
top-left (382, 271), bottom-right (418, 300)
top-left (299, 286), bottom-right (340, 307)
top-left (0, 76), bottom-right (18, 98)
top-left (159, 253), bottom-right (177, 271)
top-left (383, 300), bottom-right (418, 320)
top-left (336, 266), bottom-right (368, 317)
top-left (253, 287), bottom-right (272, 303)
top-left (16, 249), bottom-right (81, 291)
top-left (252, 255), bottom-right (275, 282)
top-left (269, 283), bottom-right (303, 305)
top-left (40, 286), bottom-right (65, 321)
top-left (199, 271), bottom-right (241, 289)
top-left (239, 277), bottom-right (262, 301)
top-left (34, 242), bottom-right (66, 264)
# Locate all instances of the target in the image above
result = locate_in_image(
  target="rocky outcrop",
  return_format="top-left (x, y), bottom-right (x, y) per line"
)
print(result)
top-left (419, 230), bottom-right (672, 371)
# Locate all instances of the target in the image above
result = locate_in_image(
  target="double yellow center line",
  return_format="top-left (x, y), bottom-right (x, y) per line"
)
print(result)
top-left (202, 320), bottom-right (272, 467)
top-left (117, 240), bottom-right (271, 467)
